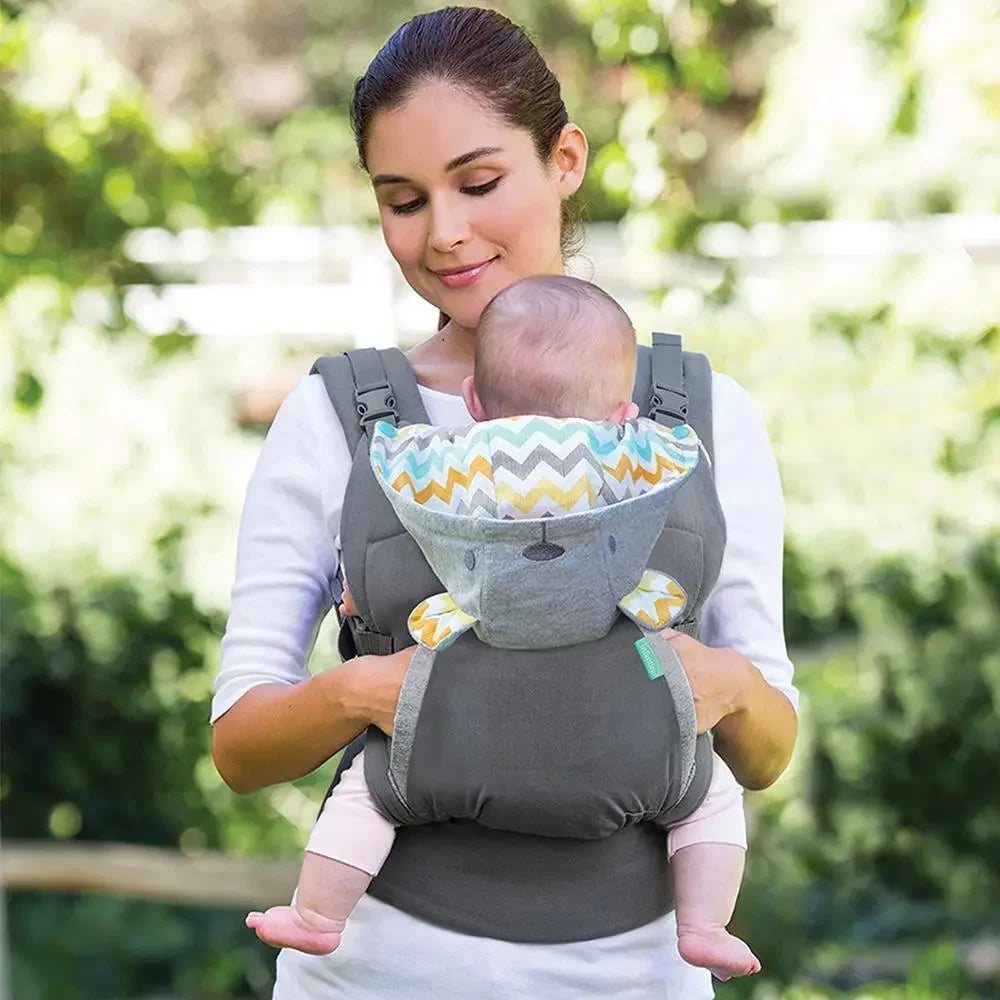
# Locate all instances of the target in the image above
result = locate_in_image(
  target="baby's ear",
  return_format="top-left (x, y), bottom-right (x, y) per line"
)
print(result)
top-left (618, 569), bottom-right (687, 630)
top-left (409, 593), bottom-right (478, 649)
top-left (607, 400), bottom-right (639, 425)
top-left (462, 376), bottom-right (488, 423)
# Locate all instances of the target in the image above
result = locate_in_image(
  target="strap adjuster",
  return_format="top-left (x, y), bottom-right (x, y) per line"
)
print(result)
top-left (648, 384), bottom-right (689, 425)
top-left (354, 381), bottom-right (397, 427)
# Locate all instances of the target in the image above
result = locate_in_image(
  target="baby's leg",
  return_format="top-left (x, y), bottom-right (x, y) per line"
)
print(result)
top-left (247, 751), bottom-right (396, 955)
top-left (668, 753), bottom-right (760, 980)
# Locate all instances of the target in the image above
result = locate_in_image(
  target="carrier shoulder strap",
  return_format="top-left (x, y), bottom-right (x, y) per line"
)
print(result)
top-left (633, 332), bottom-right (714, 465)
top-left (310, 347), bottom-right (429, 457)
top-left (310, 348), bottom-right (429, 657)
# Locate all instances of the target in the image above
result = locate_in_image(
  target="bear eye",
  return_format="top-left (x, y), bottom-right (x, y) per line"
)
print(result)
top-left (608, 535), bottom-right (617, 554)
top-left (465, 550), bottom-right (476, 570)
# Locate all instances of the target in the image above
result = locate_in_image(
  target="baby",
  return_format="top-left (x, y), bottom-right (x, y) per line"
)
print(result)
top-left (247, 276), bottom-right (760, 981)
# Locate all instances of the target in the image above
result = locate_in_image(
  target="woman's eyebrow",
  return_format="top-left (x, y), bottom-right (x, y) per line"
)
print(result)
top-left (372, 146), bottom-right (504, 187)
top-left (444, 146), bottom-right (503, 171)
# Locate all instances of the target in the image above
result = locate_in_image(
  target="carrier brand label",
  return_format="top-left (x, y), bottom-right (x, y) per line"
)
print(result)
top-left (634, 637), bottom-right (663, 680)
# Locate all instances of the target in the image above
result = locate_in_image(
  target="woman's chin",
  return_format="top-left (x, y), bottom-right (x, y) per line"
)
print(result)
top-left (429, 295), bottom-right (490, 331)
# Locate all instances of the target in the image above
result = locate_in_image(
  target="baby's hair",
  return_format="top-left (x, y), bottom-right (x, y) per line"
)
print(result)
top-left (475, 276), bottom-right (636, 420)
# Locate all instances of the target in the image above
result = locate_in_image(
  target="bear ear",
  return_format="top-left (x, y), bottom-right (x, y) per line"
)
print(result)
top-left (408, 593), bottom-right (478, 650)
top-left (618, 569), bottom-right (687, 631)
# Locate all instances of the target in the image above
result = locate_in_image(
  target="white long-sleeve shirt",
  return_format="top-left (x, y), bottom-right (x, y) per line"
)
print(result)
top-left (213, 372), bottom-right (797, 722)
top-left (213, 370), bottom-right (797, 1000)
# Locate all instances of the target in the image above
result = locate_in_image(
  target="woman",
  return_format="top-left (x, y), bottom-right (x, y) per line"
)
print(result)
top-left (211, 8), bottom-right (798, 998)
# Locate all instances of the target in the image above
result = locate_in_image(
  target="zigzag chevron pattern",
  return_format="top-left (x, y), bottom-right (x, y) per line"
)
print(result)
top-left (617, 569), bottom-right (687, 629)
top-left (371, 415), bottom-right (699, 519)
top-left (407, 593), bottom-right (478, 649)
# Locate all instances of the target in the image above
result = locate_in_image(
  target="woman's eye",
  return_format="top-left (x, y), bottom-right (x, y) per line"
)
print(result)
top-left (389, 198), bottom-right (425, 216)
top-left (461, 177), bottom-right (501, 197)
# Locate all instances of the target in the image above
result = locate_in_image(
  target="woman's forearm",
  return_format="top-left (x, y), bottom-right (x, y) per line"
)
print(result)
top-left (211, 666), bottom-right (368, 793)
top-left (212, 645), bottom-right (411, 793)
top-left (712, 653), bottom-right (798, 791)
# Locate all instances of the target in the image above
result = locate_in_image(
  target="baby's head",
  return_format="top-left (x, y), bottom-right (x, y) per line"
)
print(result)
top-left (462, 276), bottom-right (638, 424)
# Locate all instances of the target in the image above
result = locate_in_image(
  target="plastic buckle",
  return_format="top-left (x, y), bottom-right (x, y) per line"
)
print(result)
top-left (648, 384), bottom-right (689, 425)
top-left (354, 382), bottom-right (397, 427)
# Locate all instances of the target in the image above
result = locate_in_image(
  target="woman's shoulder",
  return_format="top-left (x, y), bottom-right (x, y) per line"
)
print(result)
top-left (709, 370), bottom-right (763, 424)
top-left (271, 371), bottom-right (349, 445)
top-left (706, 370), bottom-right (776, 462)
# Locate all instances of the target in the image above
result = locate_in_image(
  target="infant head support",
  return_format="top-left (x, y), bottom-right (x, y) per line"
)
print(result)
top-left (370, 415), bottom-right (699, 650)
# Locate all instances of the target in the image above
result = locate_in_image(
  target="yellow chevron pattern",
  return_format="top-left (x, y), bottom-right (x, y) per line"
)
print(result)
top-left (617, 570), bottom-right (687, 630)
top-left (494, 475), bottom-right (599, 515)
top-left (389, 455), bottom-right (495, 506)
top-left (371, 416), bottom-right (699, 519)
top-left (602, 450), bottom-right (693, 486)
top-left (408, 593), bottom-right (478, 650)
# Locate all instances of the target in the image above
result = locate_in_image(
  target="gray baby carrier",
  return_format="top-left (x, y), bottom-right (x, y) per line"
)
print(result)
top-left (312, 334), bottom-right (727, 943)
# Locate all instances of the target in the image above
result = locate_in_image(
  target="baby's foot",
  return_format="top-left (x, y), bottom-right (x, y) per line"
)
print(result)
top-left (246, 905), bottom-right (344, 956)
top-left (677, 926), bottom-right (761, 981)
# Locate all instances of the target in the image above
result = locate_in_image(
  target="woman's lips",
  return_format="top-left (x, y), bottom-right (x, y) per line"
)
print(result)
top-left (431, 258), bottom-right (497, 288)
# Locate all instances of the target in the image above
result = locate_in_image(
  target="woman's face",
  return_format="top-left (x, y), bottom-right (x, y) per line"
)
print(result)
top-left (365, 79), bottom-right (587, 331)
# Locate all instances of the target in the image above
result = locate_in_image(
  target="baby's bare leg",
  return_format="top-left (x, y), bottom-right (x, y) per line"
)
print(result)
top-left (672, 842), bottom-right (760, 979)
top-left (667, 752), bottom-right (759, 979)
top-left (247, 751), bottom-right (394, 955)
top-left (246, 852), bottom-right (372, 955)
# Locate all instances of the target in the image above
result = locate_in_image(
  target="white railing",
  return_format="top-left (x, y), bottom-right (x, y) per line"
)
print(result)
top-left (118, 215), bottom-right (1000, 346)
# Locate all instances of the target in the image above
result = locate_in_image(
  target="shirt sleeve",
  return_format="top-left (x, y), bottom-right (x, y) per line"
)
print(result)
top-left (698, 373), bottom-right (799, 712)
top-left (211, 375), bottom-right (351, 723)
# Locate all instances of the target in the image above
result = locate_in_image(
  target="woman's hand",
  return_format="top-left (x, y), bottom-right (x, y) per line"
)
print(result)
top-left (658, 627), bottom-right (798, 789)
top-left (339, 645), bottom-right (415, 735)
top-left (336, 584), bottom-right (411, 734)
top-left (658, 628), bottom-right (751, 734)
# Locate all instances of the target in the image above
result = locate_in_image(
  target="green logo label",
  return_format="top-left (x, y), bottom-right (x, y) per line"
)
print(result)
top-left (635, 637), bottom-right (663, 680)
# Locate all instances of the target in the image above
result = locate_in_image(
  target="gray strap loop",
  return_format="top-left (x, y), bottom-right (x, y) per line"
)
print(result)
top-left (649, 332), bottom-right (690, 426)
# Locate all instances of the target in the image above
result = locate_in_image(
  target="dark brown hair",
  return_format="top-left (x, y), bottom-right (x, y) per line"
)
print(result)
top-left (350, 6), bottom-right (584, 261)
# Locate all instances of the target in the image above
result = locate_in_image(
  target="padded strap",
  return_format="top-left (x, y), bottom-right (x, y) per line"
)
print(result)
top-left (310, 348), bottom-right (429, 653)
top-left (310, 348), bottom-right (428, 457)
top-left (633, 335), bottom-right (714, 465)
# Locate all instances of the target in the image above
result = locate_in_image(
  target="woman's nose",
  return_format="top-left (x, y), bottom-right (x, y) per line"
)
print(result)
top-left (427, 198), bottom-right (470, 253)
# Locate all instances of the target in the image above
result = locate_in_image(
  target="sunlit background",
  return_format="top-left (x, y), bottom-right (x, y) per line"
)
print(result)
top-left (2, 0), bottom-right (999, 997)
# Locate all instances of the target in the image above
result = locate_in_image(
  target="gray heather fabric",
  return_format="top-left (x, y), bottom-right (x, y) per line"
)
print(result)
top-left (321, 345), bottom-right (727, 943)
top-left (379, 467), bottom-right (689, 650)
top-left (364, 618), bottom-right (712, 841)
top-left (361, 415), bottom-right (707, 843)
top-left (386, 644), bottom-right (435, 804)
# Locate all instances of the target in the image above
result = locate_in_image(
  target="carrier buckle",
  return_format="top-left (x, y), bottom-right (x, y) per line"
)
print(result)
top-left (648, 384), bottom-right (689, 425)
top-left (354, 381), bottom-right (398, 428)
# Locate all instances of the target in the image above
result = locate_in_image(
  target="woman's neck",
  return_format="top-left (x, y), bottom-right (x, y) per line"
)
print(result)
top-left (406, 319), bottom-right (477, 395)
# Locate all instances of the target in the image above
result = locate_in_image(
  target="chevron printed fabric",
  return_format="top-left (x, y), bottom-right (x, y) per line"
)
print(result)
top-left (370, 416), bottom-right (700, 520)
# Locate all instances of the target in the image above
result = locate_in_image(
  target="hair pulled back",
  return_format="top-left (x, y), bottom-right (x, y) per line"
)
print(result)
top-left (350, 7), bottom-right (583, 259)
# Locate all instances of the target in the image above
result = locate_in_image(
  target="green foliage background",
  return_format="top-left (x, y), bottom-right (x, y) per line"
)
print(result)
top-left (2, 1), bottom-right (998, 997)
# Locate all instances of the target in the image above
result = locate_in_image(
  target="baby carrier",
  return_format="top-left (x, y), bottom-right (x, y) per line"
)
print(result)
top-left (311, 334), bottom-right (727, 943)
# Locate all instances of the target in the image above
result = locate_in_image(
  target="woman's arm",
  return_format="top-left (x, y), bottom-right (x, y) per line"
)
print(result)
top-left (673, 373), bottom-right (800, 790)
top-left (713, 655), bottom-right (797, 790)
top-left (658, 633), bottom-right (797, 789)
top-left (212, 650), bottom-right (411, 793)
top-left (210, 375), bottom-right (407, 793)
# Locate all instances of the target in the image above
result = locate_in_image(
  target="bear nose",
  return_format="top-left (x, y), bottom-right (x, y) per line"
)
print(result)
top-left (522, 541), bottom-right (565, 561)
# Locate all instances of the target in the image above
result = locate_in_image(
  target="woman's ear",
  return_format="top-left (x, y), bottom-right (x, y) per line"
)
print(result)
top-left (553, 122), bottom-right (588, 198)
top-left (462, 374), bottom-right (489, 422)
